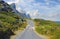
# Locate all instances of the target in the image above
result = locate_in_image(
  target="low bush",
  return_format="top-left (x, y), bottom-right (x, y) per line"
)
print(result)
top-left (34, 19), bottom-right (60, 39)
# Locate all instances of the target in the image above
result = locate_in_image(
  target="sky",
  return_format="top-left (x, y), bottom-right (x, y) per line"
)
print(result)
top-left (3, 0), bottom-right (60, 21)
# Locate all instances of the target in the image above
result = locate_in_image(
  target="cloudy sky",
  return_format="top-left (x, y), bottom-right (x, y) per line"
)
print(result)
top-left (4, 0), bottom-right (60, 21)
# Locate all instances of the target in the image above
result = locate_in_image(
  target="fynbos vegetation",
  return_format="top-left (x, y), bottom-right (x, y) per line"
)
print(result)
top-left (0, 0), bottom-right (27, 39)
top-left (34, 19), bottom-right (60, 39)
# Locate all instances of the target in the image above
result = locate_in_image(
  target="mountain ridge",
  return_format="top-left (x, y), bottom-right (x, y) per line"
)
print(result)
top-left (10, 3), bottom-right (31, 19)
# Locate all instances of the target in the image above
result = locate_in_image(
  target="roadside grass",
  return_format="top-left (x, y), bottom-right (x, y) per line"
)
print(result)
top-left (34, 19), bottom-right (60, 39)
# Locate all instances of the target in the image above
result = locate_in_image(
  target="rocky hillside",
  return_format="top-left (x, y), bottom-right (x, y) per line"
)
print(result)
top-left (10, 3), bottom-right (31, 19)
top-left (0, 0), bottom-right (27, 39)
top-left (0, 0), bottom-right (12, 12)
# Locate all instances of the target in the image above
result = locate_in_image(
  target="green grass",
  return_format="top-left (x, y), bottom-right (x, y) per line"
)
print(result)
top-left (34, 19), bottom-right (60, 39)
top-left (0, 11), bottom-right (27, 39)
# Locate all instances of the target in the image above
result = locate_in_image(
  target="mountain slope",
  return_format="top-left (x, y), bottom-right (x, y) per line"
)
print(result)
top-left (0, 0), bottom-right (27, 39)
top-left (10, 3), bottom-right (19, 13)
top-left (0, 0), bottom-right (13, 12)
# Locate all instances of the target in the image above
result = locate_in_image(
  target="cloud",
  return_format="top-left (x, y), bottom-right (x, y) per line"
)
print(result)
top-left (4, 0), bottom-right (15, 4)
top-left (25, 9), bottom-right (41, 19)
top-left (4, 0), bottom-right (60, 21)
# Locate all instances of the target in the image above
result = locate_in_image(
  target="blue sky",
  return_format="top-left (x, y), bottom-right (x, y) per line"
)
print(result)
top-left (4, 0), bottom-right (60, 21)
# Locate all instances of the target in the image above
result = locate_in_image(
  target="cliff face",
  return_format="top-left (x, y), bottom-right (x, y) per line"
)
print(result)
top-left (10, 3), bottom-right (31, 18)
top-left (10, 3), bottom-right (19, 13)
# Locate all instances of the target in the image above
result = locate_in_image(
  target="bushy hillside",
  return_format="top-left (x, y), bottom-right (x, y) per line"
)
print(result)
top-left (0, 0), bottom-right (27, 39)
top-left (34, 19), bottom-right (60, 26)
top-left (34, 19), bottom-right (60, 39)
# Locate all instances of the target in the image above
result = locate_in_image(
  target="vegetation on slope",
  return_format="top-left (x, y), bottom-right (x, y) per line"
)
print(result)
top-left (34, 19), bottom-right (60, 39)
top-left (0, 11), bottom-right (27, 39)
top-left (0, 1), bottom-right (27, 39)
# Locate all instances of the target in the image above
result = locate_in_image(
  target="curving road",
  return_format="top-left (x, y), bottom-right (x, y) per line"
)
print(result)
top-left (14, 20), bottom-right (46, 39)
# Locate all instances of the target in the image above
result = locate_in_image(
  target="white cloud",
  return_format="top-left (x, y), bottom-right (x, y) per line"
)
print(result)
top-left (4, 0), bottom-right (60, 21)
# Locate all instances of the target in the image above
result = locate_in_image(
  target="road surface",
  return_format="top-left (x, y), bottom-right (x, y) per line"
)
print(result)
top-left (14, 20), bottom-right (46, 39)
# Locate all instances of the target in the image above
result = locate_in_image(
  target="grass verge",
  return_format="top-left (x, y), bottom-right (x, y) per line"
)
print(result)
top-left (33, 19), bottom-right (60, 39)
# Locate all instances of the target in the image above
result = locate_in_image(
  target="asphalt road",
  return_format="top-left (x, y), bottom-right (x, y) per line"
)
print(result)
top-left (14, 20), bottom-right (46, 39)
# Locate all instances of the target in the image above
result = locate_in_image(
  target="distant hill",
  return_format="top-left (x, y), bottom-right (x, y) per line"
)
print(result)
top-left (57, 21), bottom-right (60, 22)
top-left (34, 19), bottom-right (60, 26)
top-left (56, 21), bottom-right (60, 23)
